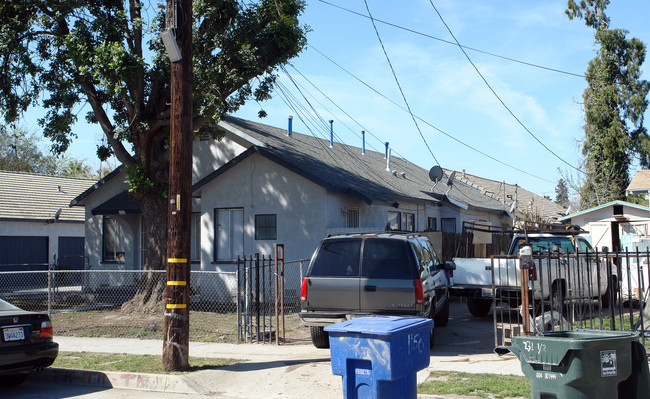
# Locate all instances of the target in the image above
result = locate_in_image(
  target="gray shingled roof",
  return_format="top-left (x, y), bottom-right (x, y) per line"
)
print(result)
top-left (195, 116), bottom-right (509, 214)
top-left (0, 170), bottom-right (95, 222)
top-left (447, 169), bottom-right (567, 221)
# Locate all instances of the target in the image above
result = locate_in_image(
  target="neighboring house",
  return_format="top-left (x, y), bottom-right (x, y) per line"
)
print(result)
top-left (627, 169), bottom-right (650, 200)
top-left (559, 200), bottom-right (650, 252)
top-left (449, 169), bottom-right (568, 223)
top-left (71, 116), bottom-right (512, 275)
top-left (0, 170), bottom-right (95, 271)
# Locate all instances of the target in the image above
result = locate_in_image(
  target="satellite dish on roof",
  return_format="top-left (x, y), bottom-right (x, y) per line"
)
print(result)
top-left (446, 170), bottom-right (456, 186)
top-left (429, 165), bottom-right (443, 183)
top-left (429, 165), bottom-right (444, 192)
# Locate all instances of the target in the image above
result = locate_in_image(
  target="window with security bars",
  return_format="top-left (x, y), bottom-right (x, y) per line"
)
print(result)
top-left (347, 208), bottom-right (360, 228)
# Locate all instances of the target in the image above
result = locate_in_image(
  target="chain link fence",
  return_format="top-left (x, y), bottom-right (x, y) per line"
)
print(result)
top-left (0, 259), bottom-right (310, 344)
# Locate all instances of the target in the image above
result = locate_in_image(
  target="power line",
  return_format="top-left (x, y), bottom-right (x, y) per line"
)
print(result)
top-left (428, 0), bottom-right (581, 174)
top-left (363, 0), bottom-right (440, 166)
top-left (307, 45), bottom-right (555, 184)
top-left (318, 0), bottom-right (585, 78)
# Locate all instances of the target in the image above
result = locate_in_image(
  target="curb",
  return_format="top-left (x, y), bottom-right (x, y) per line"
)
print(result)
top-left (32, 368), bottom-right (203, 394)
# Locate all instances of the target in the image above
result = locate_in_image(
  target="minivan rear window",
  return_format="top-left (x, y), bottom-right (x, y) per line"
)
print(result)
top-left (309, 239), bottom-right (361, 277)
top-left (361, 238), bottom-right (414, 279)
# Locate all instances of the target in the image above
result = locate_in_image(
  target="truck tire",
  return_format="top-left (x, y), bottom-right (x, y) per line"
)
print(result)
top-left (310, 326), bottom-right (330, 349)
top-left (601, 276), bottom-right (618, 308)
top-left (467, 298), bottom-right (491, 317)
top-left (434, 299), bottom-right (450, 327)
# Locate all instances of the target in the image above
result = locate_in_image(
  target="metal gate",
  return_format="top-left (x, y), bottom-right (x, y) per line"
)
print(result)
top-left (236, 244), bottom-right (286, 344)
top-left (492, 249), bottom-right (650, 347)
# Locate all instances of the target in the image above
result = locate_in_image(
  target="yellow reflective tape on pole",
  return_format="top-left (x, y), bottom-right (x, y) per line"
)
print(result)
top-left (167, 281), bottom-right (187, 286)
top-left (166, 304), bottom-right (187, 309)
top-left (168, 258), bottom-right (187, 263)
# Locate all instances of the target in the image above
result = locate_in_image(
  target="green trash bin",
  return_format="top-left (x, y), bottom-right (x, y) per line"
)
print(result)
top-left (496, 329), bottom-right (650, 399)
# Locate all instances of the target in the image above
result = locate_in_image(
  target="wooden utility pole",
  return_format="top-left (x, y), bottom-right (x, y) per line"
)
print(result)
top-left (163, 0), bottom-right (193, 372)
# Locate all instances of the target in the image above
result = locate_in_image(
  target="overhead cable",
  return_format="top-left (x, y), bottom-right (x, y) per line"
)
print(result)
top-left (428, 0), bottom-right (581, 174)
top-left (318, 0), bottom-right (584, 78)
top-left (307, 45), bottom-right (555, 184)
top-left (363, 0), bottom-right (440, 166)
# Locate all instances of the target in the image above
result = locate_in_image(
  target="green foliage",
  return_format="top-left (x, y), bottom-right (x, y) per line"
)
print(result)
top-left (555, 178), bottom-right (570, 206)
top-left (124, 163), bottom-right (154, 192)
top-left (0, 0), bottom-right (307, 172)
top-left (566, 1), bottom-right (650, 209)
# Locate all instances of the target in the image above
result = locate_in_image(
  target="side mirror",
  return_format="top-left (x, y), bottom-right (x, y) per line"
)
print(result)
top-left (443, 261), bottom-right (456, 271)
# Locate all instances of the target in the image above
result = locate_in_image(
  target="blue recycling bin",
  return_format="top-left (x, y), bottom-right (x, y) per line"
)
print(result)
top-left (324, 316), bottom-right (433, 399)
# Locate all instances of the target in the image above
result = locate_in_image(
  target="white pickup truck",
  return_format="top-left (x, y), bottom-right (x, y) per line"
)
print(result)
top-left (449, 233), bottom-right (617, 317)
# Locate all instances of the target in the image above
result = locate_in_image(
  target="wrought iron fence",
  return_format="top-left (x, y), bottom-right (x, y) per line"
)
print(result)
top-left (0, 258), bottom-right (310, 344)
top-left (492, 249), bottom-right (650, 347)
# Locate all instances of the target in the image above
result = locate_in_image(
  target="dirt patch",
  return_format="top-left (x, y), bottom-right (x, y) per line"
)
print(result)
top-left (52, 309), bottom-right (312, 344)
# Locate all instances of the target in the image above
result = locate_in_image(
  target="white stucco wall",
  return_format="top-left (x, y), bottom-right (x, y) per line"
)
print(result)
top-left (0, 220), bottom-right (84, 265)
top-left (78, 171), bottom-right (140, 271)
top-left (192, 135), bottom-right (247, 183)
top-left (198, 153), bottom-right (328, 270)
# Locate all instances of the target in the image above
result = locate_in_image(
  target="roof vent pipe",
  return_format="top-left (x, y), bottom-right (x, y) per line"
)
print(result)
top-left (385, 142), bottom-right (389, 159)
top-left (329, 120), bottom-right (334, 148)
top-left (386, 148), bottom-right (392, 172)
top-left (287, 115), bottom-right (293, 137)
top-left (361, 131), bottom-right (366, 155)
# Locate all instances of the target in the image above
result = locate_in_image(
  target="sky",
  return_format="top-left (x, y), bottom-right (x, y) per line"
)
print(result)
top-left (22, 0), bottom-right (650, 201)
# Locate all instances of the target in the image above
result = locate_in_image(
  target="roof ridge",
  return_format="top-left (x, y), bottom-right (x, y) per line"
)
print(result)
top-left (0, 169), bottom-right (96, 181)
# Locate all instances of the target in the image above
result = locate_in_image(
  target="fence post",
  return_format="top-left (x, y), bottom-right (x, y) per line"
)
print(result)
top-left (237, 255), bottom-right (242, 342)
top-left (47, 259), bottom-right (54, 318)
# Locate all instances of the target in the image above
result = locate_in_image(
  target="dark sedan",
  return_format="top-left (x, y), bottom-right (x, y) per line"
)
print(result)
top-left (0, 298), bottom-right (59, 386)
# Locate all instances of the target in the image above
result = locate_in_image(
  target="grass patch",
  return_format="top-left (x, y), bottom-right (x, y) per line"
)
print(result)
top-left (418, 370), bottom-right (530, 399)
top-left (53, 352), bottom-right (240, 374)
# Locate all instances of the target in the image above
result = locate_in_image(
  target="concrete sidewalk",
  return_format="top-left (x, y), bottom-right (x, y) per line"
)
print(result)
top-left (35, 336), bottom-right (524, 398)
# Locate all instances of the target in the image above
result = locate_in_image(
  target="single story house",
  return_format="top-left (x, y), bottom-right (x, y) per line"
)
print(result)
top-left (0, 170), bottom-right (95, 271)
top-left (71, 116), bottom-right (513, 276)
top-left (451, 169), bottom-right (568, 223)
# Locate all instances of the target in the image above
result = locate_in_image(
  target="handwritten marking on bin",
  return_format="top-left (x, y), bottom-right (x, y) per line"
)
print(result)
top-left (522, 340), bottom-right (547, 356)
top-left (407, 333), bottom-right (425, 354)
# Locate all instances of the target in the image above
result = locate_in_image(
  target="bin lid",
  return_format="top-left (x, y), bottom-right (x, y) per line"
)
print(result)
top-left (324, 316), bottom-right (432, 335)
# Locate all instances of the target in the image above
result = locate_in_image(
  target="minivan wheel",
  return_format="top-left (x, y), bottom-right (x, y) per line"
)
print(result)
top-left (310, 326), bottom-right (330, 349)
top-left (434, 299), bottom-right (450, 327)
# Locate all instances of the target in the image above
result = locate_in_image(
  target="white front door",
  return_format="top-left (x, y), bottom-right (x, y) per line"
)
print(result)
top-left (216, 208), bottom-right (244, 261)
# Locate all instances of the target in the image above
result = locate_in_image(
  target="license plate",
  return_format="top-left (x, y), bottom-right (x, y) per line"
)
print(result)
top-left (3, 327), bottom-right (25, 342)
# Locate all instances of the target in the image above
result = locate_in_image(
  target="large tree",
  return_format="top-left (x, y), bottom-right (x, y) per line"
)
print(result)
top-left (0, 1), bottom-right (307, 305)
top-left (566, 0), bottom-right (650, 209)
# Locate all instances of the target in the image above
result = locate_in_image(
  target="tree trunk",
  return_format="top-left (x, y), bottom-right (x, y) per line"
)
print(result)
top-left (121, 191), bottom-right (168, 314)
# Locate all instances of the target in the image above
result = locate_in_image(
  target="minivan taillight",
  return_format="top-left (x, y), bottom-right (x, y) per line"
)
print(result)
top-left (39, 321), bottom-right (53, 338)
top-left (300, 278), bottom-right (309, 302)
top-left (414, 280), bottom-right (424, 304)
